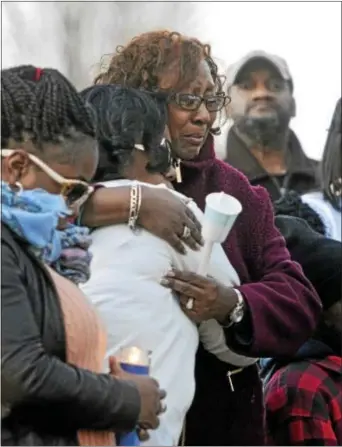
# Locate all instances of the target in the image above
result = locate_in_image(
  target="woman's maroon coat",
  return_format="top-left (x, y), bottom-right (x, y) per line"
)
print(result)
top-left (176, 135), bottom-right (321, 446)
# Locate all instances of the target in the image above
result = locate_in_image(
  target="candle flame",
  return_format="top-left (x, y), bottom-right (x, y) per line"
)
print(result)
top-left (119, 346), bottom-right (150, 366)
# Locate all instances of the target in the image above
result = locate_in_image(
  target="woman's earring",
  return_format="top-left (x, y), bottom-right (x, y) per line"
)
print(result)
top-left (173, 158), bottom-right (182, 183)
top-left (330, 178), bottom-right (342, 197)
top-left (13, 181), bottom-right (23, 195)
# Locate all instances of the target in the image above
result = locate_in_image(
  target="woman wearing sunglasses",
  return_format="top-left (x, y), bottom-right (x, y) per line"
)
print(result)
top-left (79, 84), bottom-right (257, 447)
top-left (85, 31), bottom-right (322, 446)
top-left (1, 66), bottom-right (165, 446)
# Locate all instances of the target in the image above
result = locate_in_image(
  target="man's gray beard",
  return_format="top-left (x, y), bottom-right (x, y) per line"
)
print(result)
top-left (236, 115), bottom-right (286, 149)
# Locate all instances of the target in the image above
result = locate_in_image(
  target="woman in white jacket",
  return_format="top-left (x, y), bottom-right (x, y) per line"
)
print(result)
top-left (80, 85), bottom-right (256, 446)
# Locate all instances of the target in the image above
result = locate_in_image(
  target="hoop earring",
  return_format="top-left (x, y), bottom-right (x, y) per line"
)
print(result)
top-left (13, 181), bottom-right (23, 195)
top-left (209, 126), bottom-right (221, 136)
top-left (329, 179), bottom-right (342, 197)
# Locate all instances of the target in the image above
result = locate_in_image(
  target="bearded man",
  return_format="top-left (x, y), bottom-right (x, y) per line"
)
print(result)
top-left (225, 51), bottom-right (320, 201)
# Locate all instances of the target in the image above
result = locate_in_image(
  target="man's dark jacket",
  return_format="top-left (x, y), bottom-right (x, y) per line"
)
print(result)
top-left (225, 127), bottom-right (320, 201)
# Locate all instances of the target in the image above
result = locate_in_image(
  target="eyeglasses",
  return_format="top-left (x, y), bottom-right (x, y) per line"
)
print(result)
top-left (169, 92), bottom-right (230, 113)
top-left (1, 149), bottom-right (94, 207)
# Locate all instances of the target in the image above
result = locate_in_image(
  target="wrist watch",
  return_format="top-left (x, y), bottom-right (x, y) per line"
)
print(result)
top-left (224, 288), bottom-right (246, 327)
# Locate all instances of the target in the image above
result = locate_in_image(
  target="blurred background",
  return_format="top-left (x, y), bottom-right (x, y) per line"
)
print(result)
top-left (1, 1), bottom-right (341, 159)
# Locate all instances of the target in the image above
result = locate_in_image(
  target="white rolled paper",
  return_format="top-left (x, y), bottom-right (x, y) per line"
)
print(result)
top-left (198, 192), bottom-right (242, 276)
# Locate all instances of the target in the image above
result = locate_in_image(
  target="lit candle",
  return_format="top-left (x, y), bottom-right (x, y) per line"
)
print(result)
top-left (119, 346), bottom-right (150, 374)
top-left (118, 347), bottom-right (151, 447)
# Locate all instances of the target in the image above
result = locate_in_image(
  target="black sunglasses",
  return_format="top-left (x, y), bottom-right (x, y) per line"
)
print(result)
top-left (169, 92), bottom-right (230, 112)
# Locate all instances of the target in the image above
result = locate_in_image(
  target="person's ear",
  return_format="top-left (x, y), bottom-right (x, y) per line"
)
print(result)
top-left (164, 125), bottom-right (179, 157)
top-left (225, 86), bottom-right (234, 119)
top-left (5, 150), bottom-right (35, 189)
top-left (226, 103), bottom-right (233, 119)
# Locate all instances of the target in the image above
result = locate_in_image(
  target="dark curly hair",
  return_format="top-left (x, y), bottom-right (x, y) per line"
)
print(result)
top-left (95, 30), bottom-right (223, 95)
top-left (273, 190), bottom-right (326, 235)
top-left (80, 84), bottom-right (169, 182)
top-left (1, 65), bottom-right (96, 162)
top-left (322, 98), bottom-right (341, 211)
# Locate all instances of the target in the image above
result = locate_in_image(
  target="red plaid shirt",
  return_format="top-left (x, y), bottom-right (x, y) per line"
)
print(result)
top-left (265, 356), bottom-right (342, 446)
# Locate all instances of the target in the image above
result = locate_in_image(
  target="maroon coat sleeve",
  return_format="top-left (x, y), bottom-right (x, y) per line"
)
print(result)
top-left (225, 184), bottom-right (322, 358)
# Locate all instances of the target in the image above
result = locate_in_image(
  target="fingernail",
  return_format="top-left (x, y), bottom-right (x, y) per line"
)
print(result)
top-left (166, 271), bottom-right (175, 277)
top-left (160, 278), bottom-right (170, 286)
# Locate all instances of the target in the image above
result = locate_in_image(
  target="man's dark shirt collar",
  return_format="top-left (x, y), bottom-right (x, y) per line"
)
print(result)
top-left (225, 126), bottom-right (319, 183)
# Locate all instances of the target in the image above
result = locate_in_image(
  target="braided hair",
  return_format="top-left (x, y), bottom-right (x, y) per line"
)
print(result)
top-left (1, 65), bottom-right (96, 161)
top-left (322, 98), bottom-right (341, 210)
top-left (80, 85), bottom-right (169, 182)
top-left (273, 190), bottom-right (326, 235)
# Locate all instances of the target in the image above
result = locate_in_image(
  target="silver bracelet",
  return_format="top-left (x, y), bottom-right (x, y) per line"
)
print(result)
top-left (128, 182), bottom-right (142, 232)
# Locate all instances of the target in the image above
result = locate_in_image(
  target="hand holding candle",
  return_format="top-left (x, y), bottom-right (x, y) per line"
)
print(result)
top-left (110, 347), bottom-right (166, 446)
top-left (162, 192), bottom-right (243, 323)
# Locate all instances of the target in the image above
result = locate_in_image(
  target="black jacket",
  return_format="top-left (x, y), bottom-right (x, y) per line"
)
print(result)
top-left (275, 215), bottom-right (342, 310)
top-left (1, 223), bottom-right (140, 446)
top-left (225, 128), bottom-right (320, 201)
top-left (260, 215), bottom-right (342, 384)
